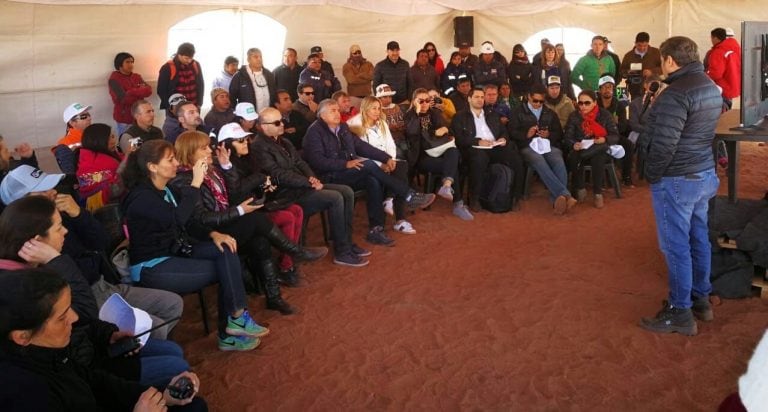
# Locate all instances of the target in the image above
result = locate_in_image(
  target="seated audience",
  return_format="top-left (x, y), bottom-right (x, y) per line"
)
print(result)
top-left (531, 43), bottom-right (573, 99)
top-left (273, 89), bottom-right (309, 150)
top-left (76, 123), bottom-right (124, 210)
top-left (474, 42), bottom-right (507, 88)
top-left (448, 77), bottom-right (472, 114)
top-left (55, 102), bottom-right (92, 174)
top-left (293, 83), bottom-right (319, 124)
top-left (428, 87), bottom-right (456, 125)
top-left (203, 87), bottom-right (235, 132)
top-left (342, 44), bottom-right (374, 99)
top-left (162, 94), bottom-right (186, 138)
top-left (543, 76), bottom-right (575, 130)
top-left (0, 134), bottom-right (38, 214)
top-left (119, 99), bottom-right (164, 154)
top-left (596, 75), bottom-right (632, 186)
top-left (120, 139), bottom-right (268, 351)
top-left (405, 89), bottom-right (472, 221)
top-left (508, 84), bottom-right (575, 214)
top-left (498, 83), bottom-right (520, 113)
top-left (376, 84), bottom-right (407, 144)
top-left (303, 99), bottom-right (435, 246)
top-left (333, 90), bottom-right (359, 123)
top-left (564, 90), bottom-right (620, 209)
top-left (483, 84), bottom-right (510, 125)
top-left (165, 100), bottom-right (211, 144)
top-left (234, 102), bottom-right (259, 134)
top-left (0, 268), bottom-right (206, 411)
top-left (108, 52), bottom-right (152, 136)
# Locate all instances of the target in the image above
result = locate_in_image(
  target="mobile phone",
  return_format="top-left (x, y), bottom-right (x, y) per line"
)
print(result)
top-left (250, 196), bottom-right (266, 206)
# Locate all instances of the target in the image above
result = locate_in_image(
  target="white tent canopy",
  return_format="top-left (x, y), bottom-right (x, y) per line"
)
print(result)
top-left (0, 0), bottom-right (766, 148)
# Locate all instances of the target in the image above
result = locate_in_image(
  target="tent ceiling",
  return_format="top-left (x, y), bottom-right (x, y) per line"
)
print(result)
top-left (9, 0), bottom-right (631, 16)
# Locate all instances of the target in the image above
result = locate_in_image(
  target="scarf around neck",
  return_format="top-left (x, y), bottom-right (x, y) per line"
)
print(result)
top-left (580, 106), bottom-right (607, 138)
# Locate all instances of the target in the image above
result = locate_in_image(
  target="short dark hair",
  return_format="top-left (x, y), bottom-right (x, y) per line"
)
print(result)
top-left (529, 83), bottom-right (547, 96)
top-left (457, 77), bottom-right (472, 86)
top-left (114, 52), bottom-right (133, 70)
top-left (224, 56), bottom-right (239, 66)
top-left (635, 32), bottom-right (650, 43)
top-left (0, 196), bottom-right (57, 261)
top-left (659, 36), bottom-right (700, 67)
top-left (0, 268), bottom-right (69, 339)
top-left (711, 28), bottom-right (727, 41)
top-left (297, 83), bottom-right (313, 95)
top-left (469, 88), bottom-right (484, 98)
top-left (177, 42), bottom-right (195, 57)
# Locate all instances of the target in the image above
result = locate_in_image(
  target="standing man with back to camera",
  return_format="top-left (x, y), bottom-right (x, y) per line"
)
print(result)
top-left (638, 36), bottom-right (723, 336)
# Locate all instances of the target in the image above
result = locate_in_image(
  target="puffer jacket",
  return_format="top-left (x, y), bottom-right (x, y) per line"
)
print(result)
top-left (707, 37), bottom-right (741, 99)
top-left (373, 57), bottom-right (412, 104)
top-left (639, 62), bottom-right (722, 183)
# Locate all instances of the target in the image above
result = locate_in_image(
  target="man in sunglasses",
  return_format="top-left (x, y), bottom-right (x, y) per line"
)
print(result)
top-left (53, 102), bottom-right (92, 174)
top-left (638, 36), bottom-right (723, 336)
top-left (293, 83), bottom-right (319, 123)
top-left (342, 44), bottom-right (374, 99)
top-left (273, 90), bottom-right (309, 150)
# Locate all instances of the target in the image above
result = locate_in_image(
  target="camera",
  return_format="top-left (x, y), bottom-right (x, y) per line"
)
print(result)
top-left (168, 377), bottom-right (195, 399)
top-left (433, 96), bottom-right (443, 104)
top-left (128, 137), bottom-right (143, 149)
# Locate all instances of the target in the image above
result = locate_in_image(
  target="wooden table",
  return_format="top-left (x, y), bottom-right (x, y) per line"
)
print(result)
top-left (714, 109), bottom-right (768, 203)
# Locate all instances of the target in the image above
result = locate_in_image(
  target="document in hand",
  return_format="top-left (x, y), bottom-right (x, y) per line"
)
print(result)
top-left (99, 293), bottom-right (153, 346)
top-left (529, 137), bottom-right (551, 154)
top-left (580, 139), bottom-right (595, 150)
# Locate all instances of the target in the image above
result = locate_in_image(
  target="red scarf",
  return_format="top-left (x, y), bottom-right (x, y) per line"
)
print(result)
top-left (178, 166), bottom-right (230, 211)
top-left (580, 106), bottom-right (607, 138)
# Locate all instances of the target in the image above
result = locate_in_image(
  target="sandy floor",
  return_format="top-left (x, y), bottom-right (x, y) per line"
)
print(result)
top-left (170, 142), bottom-right (768, 411)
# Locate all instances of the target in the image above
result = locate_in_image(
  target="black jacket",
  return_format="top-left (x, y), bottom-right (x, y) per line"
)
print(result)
top-left (450, 108), bottom-right (509, 149)
top-left (251, 134), bottom-right (316, 208)
top-left (373, 57), bottom-right (412, 104)
top-left (639, 62), bottom-right (722, 183)
top-left (228, 65), bottom-right (277, 111)
top-left (273, 63), bottom-right (302, 101)
top-left (564, 107), bottom-right (621, 148)
top-left (507, 103), bottom-right (564, 150)
top-left (169, 168), bottom-right (244, 230)
top-left (403, 107), bottom-right (447, 160)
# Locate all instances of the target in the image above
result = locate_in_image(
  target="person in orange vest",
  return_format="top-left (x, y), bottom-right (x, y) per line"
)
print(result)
top-left (53, 103), bottom-right (92, 174)
top-left (157, 42), bottom-right (204, 111)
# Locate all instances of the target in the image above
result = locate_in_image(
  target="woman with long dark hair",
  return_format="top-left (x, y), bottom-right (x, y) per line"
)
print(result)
top-left (77, 123), bottom-right (125, 209)
top-left (423, 42), bottom-right (445, 77)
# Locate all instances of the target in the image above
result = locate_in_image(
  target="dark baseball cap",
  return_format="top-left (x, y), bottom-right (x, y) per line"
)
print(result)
top-left (310, 45), bottom-right (322, 53)
top-left (387, 41), bottom-right (400, 50)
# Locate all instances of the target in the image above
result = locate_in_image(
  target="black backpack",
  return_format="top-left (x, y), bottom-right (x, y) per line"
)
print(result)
top-left (480, 163), bottom-right (513, 213)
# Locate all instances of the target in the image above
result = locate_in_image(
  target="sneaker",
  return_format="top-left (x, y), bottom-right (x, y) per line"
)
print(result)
top-left (566, 196), bottom-right (578, 211)
top-left (639, 301), bottom-right (697, 336)
top-left (553, 195), bottom-right (567, 215)
top-left (277, 267), bottom-right (301, 288)
top-left (218, 334), bottom-right (260, 352)
top-left (405, 191), bottom-right (436, 210)
top-left (594, 194), bottom-right (604, 209)
top-left (333, 251), bottom-right (370, 267)
top-left (452, 201), bottom-right (474, 221)
top-left (225, 310), bottom-right (270, 338)
top-left (351, 243), bottom-right (372, 257)
top-left (366, 226), bottom-right (395, 246)
top-left (383, 198), bottom-right (394, 216)
top-left (691, 295), bottom-right (714, 322)
top-left (437, 185), bottom-right (454, 201)
top-left (576, 188), bottom-right (587, 202)
top-left (393, 220), bottom-right (416, 234)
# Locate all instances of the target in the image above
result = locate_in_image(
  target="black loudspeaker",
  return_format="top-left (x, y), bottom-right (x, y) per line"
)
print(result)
top-left (454, 16), bottom-right (474, 47)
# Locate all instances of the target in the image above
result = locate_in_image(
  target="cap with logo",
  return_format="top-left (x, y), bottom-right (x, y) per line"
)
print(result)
top-left (0, 165), bottom-right (65, 205)
top-left (598, 75), bottom-right (616, 87)
top-left (168, 93), bottom-right (187, 107)
top-left (374, 84), bottom-right (396, 98)
top-left (234, 102), bottom-right (259, 121)
top-left (480, 42), bottom-right (495, 54)
top-left (310, 46), bottom-right (323, 53)
top-left (217, 123), bottom-right (253, 143)
top-left (386, 41), bottom-right (400, 51)
top-left (547, 76), bottom-right (562, 86)
top-left (63, 103), bottom-right (92, 123)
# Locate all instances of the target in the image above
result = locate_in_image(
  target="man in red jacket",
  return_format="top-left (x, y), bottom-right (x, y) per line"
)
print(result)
top-left (108, 52), bottom-right (152, 135)
top-left (706, 27), bottom-right (741, 111)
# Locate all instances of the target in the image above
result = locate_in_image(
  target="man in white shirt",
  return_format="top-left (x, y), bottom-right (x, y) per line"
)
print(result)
top-left (229, 48), bottom-right (276, 113)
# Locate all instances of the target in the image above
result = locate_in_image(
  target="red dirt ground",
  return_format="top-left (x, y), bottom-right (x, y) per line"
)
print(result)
top-left (172, 142), bottom-right (768, 411)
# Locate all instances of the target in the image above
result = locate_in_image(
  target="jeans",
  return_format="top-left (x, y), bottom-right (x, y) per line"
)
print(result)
top-left (139, 242), bottom-right (247, 335)
top-left (521, 147), bottom-right (570, 202)
top-left (325, 160), bottom-right (410, 228)
top-left (650, 168), bottom-right (719, 308)
top-left (91, 279), bottom-right (183, 339)
top-left (139, 338), bottom-right (189, 387)
top-left (297, 184), bottom-right (354, 255)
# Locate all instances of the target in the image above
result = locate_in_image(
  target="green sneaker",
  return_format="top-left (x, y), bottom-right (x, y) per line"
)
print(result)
top-left (225, 310), bottom-right (270, 338)
top-left (218, 334), bottom-right (260, 352)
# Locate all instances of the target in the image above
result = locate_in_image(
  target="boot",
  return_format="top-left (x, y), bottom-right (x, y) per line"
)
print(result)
top-left (640, 300), bottom-right (697, 336)
top-left (265, 226), bottom-right (328, 263)
top-left (691, 295), bottom-right (714, 322)
top-left (258, 259), bottom-right (296, 315)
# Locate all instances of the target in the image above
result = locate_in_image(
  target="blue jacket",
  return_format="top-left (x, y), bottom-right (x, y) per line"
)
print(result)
top-left (302, 119), bottom-right (391, 179)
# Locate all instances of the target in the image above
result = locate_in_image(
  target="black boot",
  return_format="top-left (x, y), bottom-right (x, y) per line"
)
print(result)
top-left (258, 259), bottom-right (296, 315)
top-left (640, 300), bottom-right (697, 336)
top-left (691, 295), bottom-right (714, 322)
top-left (265, 226), bottom-right (328, 263)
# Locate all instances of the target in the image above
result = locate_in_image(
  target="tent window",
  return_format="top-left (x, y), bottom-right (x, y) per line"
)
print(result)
top-left (522, 27), bottom-right (599, 95)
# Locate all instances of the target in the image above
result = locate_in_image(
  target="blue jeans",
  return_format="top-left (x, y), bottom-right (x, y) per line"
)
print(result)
top-left (139, 338), bottom-right (189, 387)
top-left (650, 169), bottom-right (719, 308)
top-left (521, 147), bottom-right (570, 202)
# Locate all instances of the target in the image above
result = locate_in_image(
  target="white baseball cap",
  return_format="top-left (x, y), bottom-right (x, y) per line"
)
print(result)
top-left (217, 123), bottom-right (252, 143)
top-left (234, 102), bottom-right (259, 121)
top-left (0, 165), bottom-right (65, 205)
top-left (725, 27), bottom-right (735, 37)
top-left (63, 103), bottom-right (92, 123)
top-left (598, 75), bottom-right (616, 87)
top-left (479, 42), bottom-right (495, 54)
top-left (374, 84), bottom-right (396, 98)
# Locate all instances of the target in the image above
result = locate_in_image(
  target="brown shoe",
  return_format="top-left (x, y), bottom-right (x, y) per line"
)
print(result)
top-left (553, 195), bottom-right (567, 215)
top-left (576, 188), bottom-right (587, 202)
top-left (594, 194), bottom-right (604, 209)
top-left (566, 196), bottom-right (578, 211)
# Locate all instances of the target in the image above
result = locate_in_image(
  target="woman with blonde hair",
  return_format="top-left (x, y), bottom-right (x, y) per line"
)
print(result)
top-left (349, 96), bottom-right (417, 234)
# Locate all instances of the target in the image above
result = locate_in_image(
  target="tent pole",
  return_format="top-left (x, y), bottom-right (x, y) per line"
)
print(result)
top-left (667, 0), bottom-right (673, 37)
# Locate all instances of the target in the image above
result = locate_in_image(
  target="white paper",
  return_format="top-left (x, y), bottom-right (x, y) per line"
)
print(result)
top-left (529, 137), bottom-right (551, 154)
top-left (630, 63), bottom-right (643, 71)
top-left (472, 145), bottom-right (494, 149)
top-left (425, 140), bottom-right (457, 157)
top-left (580, 139), bottom-right (594, 150)
top-left (628, 131), bottom-right (640, 144)
top-left (99, 293), bottom-right (153, 346)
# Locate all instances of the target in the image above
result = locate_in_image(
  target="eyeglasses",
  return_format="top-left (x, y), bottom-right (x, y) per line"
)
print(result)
top-left (262, 120), bottom-right (283, 126)
top-left (530, 99), bottom-right (544, 104)
top-left (73, 113), bottom-right (90, 121)
top-left (577, 101), bottom-right (593, 106)
top-left (303, 92), bottom-right (315, 96)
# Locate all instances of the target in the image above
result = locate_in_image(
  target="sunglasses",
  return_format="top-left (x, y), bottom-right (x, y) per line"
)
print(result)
top-left (352, 51), bottom-right (361, 55)
top-left (577, 101), bottom-right (593, 106)
top-left (262, 120), bottom-right (283, 126)
top-left (530, 99), bottom-right (544, 104)
top-left (303, 92), bottom-right (315, 96)
top-left (232, 137), bottom-right (247, 144)
top-left (418, 98), bottom-right (431, 104)
top-left (426, 48), bottom-right (436, 52)
top-left (73, 113), bottom-right (91, 121)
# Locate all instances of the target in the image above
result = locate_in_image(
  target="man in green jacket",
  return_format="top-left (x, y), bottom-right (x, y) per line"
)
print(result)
top-left (572, 36), bottom-right (616, 91)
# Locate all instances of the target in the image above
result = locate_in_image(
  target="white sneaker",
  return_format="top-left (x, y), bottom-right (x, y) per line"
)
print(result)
top-left (383, 198), bottom-right (394, 216)
top-left (437, 185), bottom-right (454, 201)
top-left (393, 220), bottom-right (416, 234)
